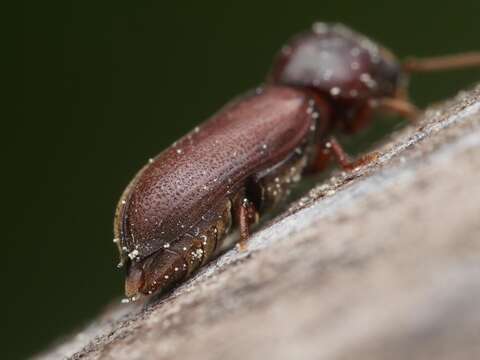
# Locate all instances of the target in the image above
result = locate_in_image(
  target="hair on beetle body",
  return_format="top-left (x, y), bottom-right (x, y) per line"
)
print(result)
top-left (114, 22), bottom-right (480, 301)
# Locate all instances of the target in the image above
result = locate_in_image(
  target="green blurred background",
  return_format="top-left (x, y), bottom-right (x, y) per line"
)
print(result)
top-left (11, 0), bottom-right (479, 358)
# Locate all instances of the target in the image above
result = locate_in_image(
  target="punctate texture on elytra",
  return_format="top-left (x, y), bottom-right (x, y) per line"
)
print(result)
top-left (114, 85), bottom-right (323, 263)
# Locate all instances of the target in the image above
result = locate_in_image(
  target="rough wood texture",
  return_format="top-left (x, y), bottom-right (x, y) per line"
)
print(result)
top-left (36, 85), bottom-right (480, 360)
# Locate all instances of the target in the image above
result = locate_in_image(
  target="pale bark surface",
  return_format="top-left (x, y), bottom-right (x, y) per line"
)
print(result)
top-left (36, 85), bottom-right (480, 360)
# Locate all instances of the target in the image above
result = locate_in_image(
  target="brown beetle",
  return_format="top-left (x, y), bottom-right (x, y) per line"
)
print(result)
top-left (114, 22), bottom-right (480, 301)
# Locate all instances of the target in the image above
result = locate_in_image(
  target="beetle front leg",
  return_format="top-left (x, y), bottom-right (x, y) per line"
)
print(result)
top-left (345, 97), bottom-right (419, 134)
top-left (235, 194), bottom-right (257, 251)
top-left (369, 97), bottom-right (419, 122)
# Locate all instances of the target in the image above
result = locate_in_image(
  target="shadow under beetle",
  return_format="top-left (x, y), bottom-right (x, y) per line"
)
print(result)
top-left (113, 22), bottom-right (480, 301)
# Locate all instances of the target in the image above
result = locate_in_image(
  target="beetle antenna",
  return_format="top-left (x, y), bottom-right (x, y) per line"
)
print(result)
top-left (403, 52), bottom-right (480, 73)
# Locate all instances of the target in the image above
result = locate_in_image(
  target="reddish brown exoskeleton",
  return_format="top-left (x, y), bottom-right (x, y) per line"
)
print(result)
top-left (114, 22), bottom-right (480, 301)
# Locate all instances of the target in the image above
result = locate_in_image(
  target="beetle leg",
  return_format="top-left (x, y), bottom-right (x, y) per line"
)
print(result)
top-left (235, 194), bottom-right (257, 251)
top-left (344, 97), bottom-right (419, 134)
top-left (311, 136), bottom-right (379, 172)
top-left (328, 137), bottom-right (379, 171)
top-left (369, 97), bottom-right (419, 122)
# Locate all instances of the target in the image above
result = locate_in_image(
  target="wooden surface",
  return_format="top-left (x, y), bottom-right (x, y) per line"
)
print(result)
top-left (36, 85), bottom-right (480, 360)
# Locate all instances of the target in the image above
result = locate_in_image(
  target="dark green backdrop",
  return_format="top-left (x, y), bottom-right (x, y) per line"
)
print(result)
top-left (11, 1), bottom-right (479, 358)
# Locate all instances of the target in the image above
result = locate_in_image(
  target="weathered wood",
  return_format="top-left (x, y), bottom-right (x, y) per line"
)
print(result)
top-left (36, 85), bottom-right (480, 360)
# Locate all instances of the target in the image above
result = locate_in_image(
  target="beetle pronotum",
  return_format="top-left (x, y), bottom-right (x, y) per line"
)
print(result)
top-left (114, 22), bottom-right (480, 301)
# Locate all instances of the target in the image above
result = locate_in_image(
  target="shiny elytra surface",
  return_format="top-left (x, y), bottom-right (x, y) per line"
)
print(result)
top-left (114, 85), bottom-right (321, 262)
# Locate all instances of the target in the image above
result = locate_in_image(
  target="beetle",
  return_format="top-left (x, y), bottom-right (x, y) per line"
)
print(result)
top-left (114, 22), bottom-right (480, 301)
